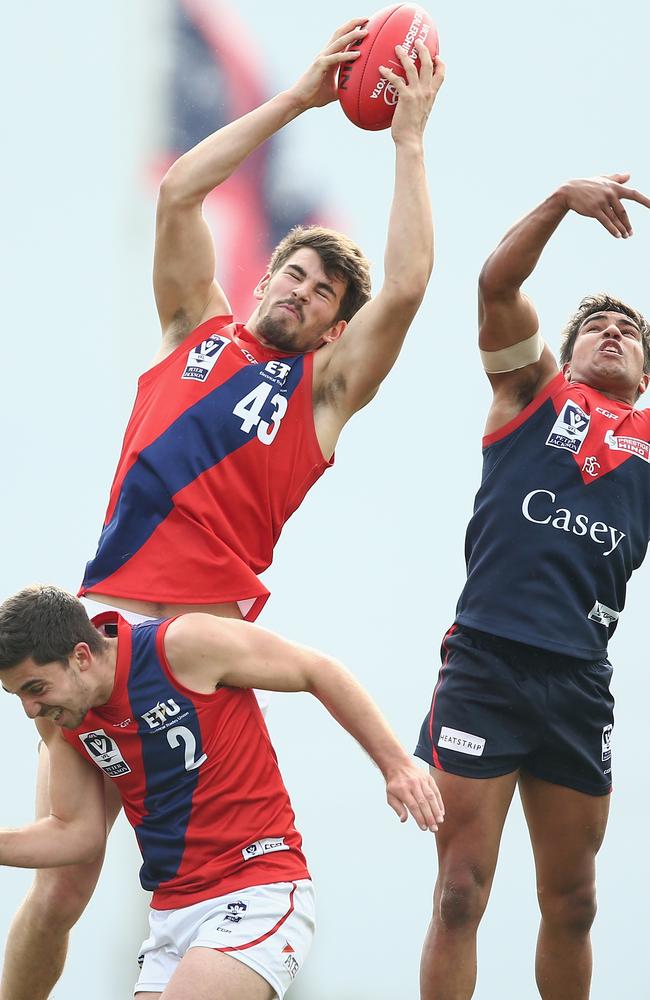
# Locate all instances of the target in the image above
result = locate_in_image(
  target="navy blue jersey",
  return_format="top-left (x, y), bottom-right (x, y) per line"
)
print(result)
top-left (455, 374), bottom-right (650, 658)
top-left (62, 614), bottom-right (309, 908)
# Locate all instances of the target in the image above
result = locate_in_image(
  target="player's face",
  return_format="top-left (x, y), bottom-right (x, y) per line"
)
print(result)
top-left (254, 248), bottom-right (348, 353)
top-left (566, 311), bottom-right (649, 401)
top-left (1, 654), bottom-right (94, 729)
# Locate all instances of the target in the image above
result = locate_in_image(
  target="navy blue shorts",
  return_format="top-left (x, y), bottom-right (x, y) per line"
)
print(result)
top-left (415, 624), bottom-right (614, 796)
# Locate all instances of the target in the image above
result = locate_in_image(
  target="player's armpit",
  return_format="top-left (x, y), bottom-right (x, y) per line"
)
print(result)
top-left (483, 344), bottom-right (560, 437)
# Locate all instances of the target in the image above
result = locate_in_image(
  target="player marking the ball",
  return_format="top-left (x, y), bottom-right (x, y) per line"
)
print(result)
top-left (0, 15), bottom-right (444, 1000)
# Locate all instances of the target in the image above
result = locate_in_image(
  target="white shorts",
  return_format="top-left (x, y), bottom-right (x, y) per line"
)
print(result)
top-left (134, 880), bottom-right (315, 998)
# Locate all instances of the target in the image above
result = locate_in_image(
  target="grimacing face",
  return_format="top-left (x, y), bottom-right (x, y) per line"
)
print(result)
top-left (253, 247), bottom-right (348, 353)
top-left (2, 650), bottom-right (95, 729)
top-left (565, 310), bottom-right (649, 401)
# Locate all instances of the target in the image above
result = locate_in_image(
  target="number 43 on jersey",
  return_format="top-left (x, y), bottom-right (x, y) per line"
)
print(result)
top-left (233, 382), bottom-right (288, 445)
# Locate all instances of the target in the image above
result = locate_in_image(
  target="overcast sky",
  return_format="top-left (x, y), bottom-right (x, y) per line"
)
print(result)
top-left (2, 2), bottom-right (650, 997)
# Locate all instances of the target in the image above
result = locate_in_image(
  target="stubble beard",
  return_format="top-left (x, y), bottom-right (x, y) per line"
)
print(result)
top-left (255, 310), bottom-right (302, 353)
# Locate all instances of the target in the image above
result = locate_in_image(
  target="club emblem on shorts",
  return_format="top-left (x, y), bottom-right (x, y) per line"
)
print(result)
top-left (601, 724), bottom-right (612, 762)
top-left (181, 335), bottom-right (229, 381)
top-left (438, 726), bottom-right (486, 756)
top-left (546, 400), bottom-right (590, 454)
top-left (78, 729), bottom-right (131, 776)
top-left (224, 901), bottom-right (247, 923)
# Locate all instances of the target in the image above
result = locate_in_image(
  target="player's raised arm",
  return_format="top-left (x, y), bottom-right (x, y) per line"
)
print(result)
top-left (480, 174), bottom-right (650, 434)
top-left (164, 614), bottom-right (444, 832)
top-left (313, 42), bottom-right (443, 445)
top-left (153, 19), bottom-right (368, 352)
top-left (0, 720), bottom-right (106, 869)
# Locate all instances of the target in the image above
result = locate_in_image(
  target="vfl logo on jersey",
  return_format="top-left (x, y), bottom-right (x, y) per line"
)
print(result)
top-left (141, 698), bottom-right (182, 730)
top-left (601, 723), bottom-right (613, 762)
top-left (78, 729), bottom-right (131, 777)
top-left (588, 601), bottom-right (620, 627)
top-left (182, 336), bottom-right (229, 382)
top-left (261, 360), bottom-right (292, 386)
top-left (604, 429), bottom-right (650, 463)
top-left (546, 400), bottom-right (590, 454)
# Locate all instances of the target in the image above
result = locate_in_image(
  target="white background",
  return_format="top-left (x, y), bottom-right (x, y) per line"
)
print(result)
top-left (2, 1), bottom-right (650, 997)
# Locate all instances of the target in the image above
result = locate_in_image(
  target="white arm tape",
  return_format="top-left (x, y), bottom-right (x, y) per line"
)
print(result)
top-left (480, 330), bottom-right (544, 373)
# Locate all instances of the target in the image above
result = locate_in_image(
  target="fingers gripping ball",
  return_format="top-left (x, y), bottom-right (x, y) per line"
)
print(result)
top-left (337, 4), bottom-right (439, 130)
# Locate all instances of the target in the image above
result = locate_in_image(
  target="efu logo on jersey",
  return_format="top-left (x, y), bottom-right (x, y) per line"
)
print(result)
top-left (546, 400), bottom-right (590, 454)
top-left (141, 698), bottom-right (182, 729)
top-left (182, 336), bottom-right (230, 382)
top-left (78, 729), bottom-right (131, 777)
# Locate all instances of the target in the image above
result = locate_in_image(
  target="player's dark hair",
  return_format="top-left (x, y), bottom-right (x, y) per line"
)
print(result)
top-left (268, 225), bottom-right (372, 322)
top-left (0, 585), bottom-right (107, 670)
top-left (560, 294), bottom-right (650, 372)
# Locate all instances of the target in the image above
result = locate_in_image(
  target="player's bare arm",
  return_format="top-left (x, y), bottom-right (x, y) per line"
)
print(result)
top-left (481, 174), bottom-right (650, 436)
top-left (153, 19), bottom-right (368, 354)
top-left (313, 43), bottom-right (444, 457)
top-left (163, 613), bottom-right (444, 832)
top-left (0, 720), bottom-right (105, 869)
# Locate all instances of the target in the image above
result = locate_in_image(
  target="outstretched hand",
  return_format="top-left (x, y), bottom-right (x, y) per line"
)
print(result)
top-left (289, 19), bottom-right (368, 111)
top-left (379, 40), bottom-right (445, 144)
top-left (560, 174), bottom-right (650, 238)
top-left (386, 760), bottom-right (445, 832)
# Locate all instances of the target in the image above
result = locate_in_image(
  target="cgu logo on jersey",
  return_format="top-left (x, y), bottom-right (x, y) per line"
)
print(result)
top-left (182, 335), bottom-right (230, 382)
top-left (604, 429), bottom-right (650, 463)
top-left (546, 400), bottom-right (590, 454)
top-left (141, 698), bottom-right (182, 730)
top-left (79, 729), bottom-right (131, 777)
top-left (261, 360), bottom-right (292, 386)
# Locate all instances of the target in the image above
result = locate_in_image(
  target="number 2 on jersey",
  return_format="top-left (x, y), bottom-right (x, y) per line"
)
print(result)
top-left (167, 725), bottom-right (207, 771)
top-left (233, 383), bottom-right (287, 445)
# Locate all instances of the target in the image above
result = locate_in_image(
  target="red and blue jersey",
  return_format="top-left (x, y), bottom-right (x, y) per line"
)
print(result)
top-left (455, 373), bottom-right (650, 658)
top-left (62, 614), bottom-right (310, 908)
top-left (79, 317), bottom-right (332, 620)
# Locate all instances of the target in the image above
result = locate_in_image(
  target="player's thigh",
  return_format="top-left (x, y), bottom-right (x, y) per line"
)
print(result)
top-left (160, 948), bottom-right (274, 1000)
top-left (519, 771), bottom-right (610, 889)
top-left (433, 769), bottom-right (518, 873)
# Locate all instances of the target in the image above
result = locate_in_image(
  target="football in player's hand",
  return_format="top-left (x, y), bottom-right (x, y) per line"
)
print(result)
top-left (337, 4), bottom-right (439, 130)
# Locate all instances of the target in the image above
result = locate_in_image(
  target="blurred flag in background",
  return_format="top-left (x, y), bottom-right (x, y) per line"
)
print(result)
top-left (157, 0), bottom-right (337, 318)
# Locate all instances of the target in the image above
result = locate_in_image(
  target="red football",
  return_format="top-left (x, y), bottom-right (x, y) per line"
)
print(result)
top-left (337, 4), bottom-right (439, 131)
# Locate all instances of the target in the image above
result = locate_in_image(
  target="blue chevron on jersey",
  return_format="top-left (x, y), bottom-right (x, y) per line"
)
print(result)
top-left (82, 355), bottom-right (304, 590)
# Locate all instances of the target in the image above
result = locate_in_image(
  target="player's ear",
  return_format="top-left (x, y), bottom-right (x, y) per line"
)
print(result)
top-left (637, 372), bottom-right (649, 398)
top-left (322, 319), bottom-right (347, 345)
top-left (562, 362), bottom-right (571, 382)
top-left (72, 642), bottom-right (93, 672)
top-left (253, 272), bottom-right (271, 300)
